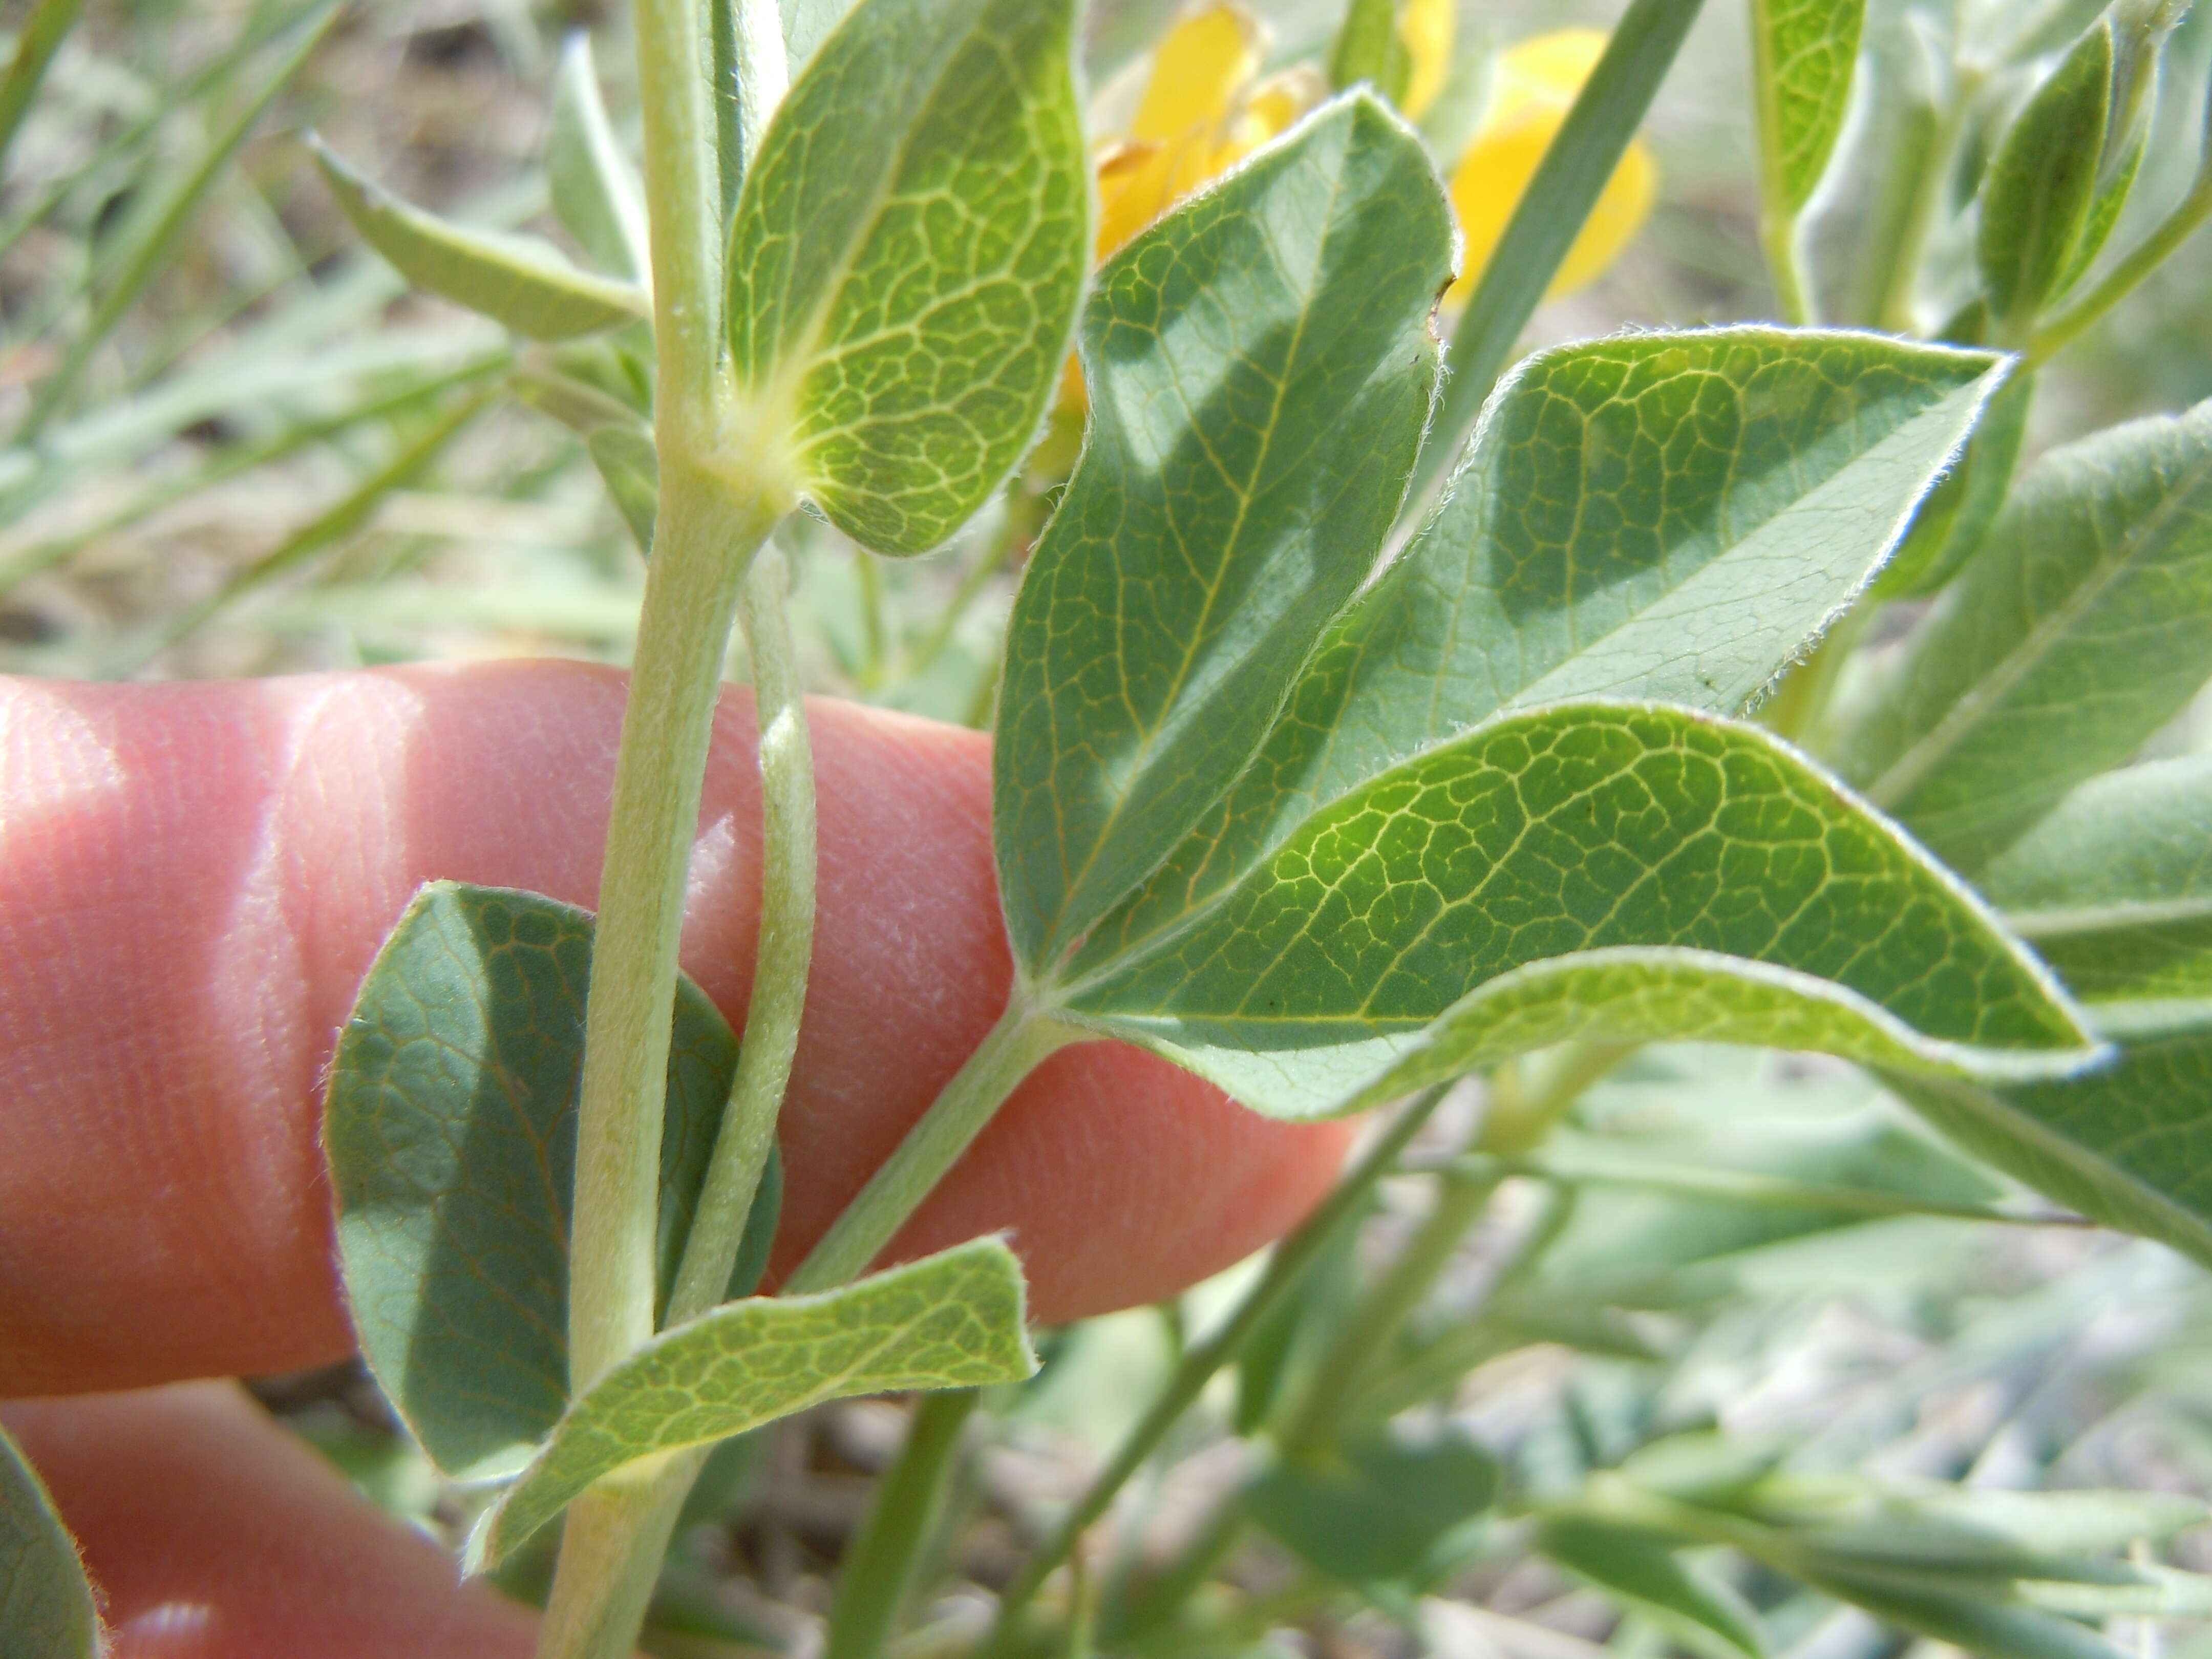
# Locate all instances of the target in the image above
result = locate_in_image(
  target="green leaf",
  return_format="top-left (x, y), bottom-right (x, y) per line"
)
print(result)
top-left (1892, 1010), bottom-right (2212, 1268)
top-left (0, 1426), bottom-right (98, 1659)
top-left (325, 883), bottom-right (783, 1482)
top-left (1874, 368), bottom-right (2035, 599)
top-left (1241, 1426), bottom-right (1498, 1591)
top-left (1984, 755), bottom-right (2212, 1013)
top-left (1977, 18), bottom-right (2112, 326)
top-left (1540, 1518), bottom-right (1766, 1659)
top-left (725, 0), bottom-right (1087, 555)
top-left (1329, 0), bottom-right (1413, 105)
top-left (1074, 331), bottom-right (2005, 994)
top-left (466, 1238), bottom-right (1035, 1569)
top-left (993, 94), bottom-right (1455, 971)
top-left (1751, 0), bottom-right (1864, 214)
top-left (312, 138), bottom-right (649, 339)
top-left (1837, 398), bottom-right (2212, 874)
top-left (1058, 703), bottom-right (2098, 1119)
top-left (2053, 0), bottom-right (2188, 299)
top-left (547, 34), bottom-right (650, 281)
top-left (1794, 1565), bottom-right (2129, 1659)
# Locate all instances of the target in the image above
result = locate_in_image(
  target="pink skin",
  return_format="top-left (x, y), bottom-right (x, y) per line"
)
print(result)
top-left (0, 663), bottom-right (1351, 1655)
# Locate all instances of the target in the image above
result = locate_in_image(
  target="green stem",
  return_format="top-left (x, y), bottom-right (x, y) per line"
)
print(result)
top-left (982, 1085), bottom-right (1454, 1654)
top-left (1761, 210), bottom-right (1812, 327)
top-left (856, 547), bottom-right (888, 689)
top-left (904, 502), bottom-right (1027, 680)
top-left (635, 0), bottom-right (730, 437)
top-left (568, 466), bottom-right (783, 1397)
top-left (784, 999), bottom-right (1078, 1294)
top-left (824, 1390), bottom-right (983, 1659)
top-left (1272, 1043), bottom-right (1630, 1455)
top-left (2031, 172), bottom-right (2212, 365)
top-left (667, 546), bottom-right (817, 1327)
top-left (1874, 73), bottom-right (1977, 337)
top-left (1274, 1168), bottom-right (1499, 1459)
top-left (1475, 1041), bottom-right (1633, 1158)
top-left (538, 1464), bottom-right (699, 1659)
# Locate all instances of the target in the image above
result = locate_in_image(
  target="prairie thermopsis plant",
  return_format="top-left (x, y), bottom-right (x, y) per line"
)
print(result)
top-left (14, 0), bottom-right (2212, 1655)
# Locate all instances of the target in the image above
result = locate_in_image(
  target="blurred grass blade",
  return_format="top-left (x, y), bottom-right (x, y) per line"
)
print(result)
top-left (313, 137), bottom-right (649, 338)
top-left (0, 0), bottom-right (87, 167)
top-left (102, 388), bottom-right (493, 675)
top-left (0, 349), bottom-right (509, 598)
top-left (1541, 1517), bottom-right (1766, 1659)
top-left (1417, 0), bottom-right (1705, 500)
top-left (548, 35), bottom-right (651, 281)
top-left (0, 0), bottom-right (321, 268)
top-left (13, 0), bottom-right (343, 444)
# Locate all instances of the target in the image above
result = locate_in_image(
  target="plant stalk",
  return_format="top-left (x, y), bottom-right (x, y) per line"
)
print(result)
top-left (1273, 1167), bottom-right (1500, 1459)
top-left (1761, 210), bottom-right (1812, 326)
top-left (568, 465), bottom-right (783, 1395)
top-left (982, 1086), bottom-right (1455, 1654)
top-left (824, 1390), bottom-right (984, 1659)
top-left (636, 0), bottom-right (731, 439)
top-left (2031, 173), bottom-right (2212, 364)
top-left (784, 1001), bottom-right (1079, 1294)
top-left (667, 545), bottom-right (817, 1326)
top-left (1271, 1042), bottom-right (1630, 1456)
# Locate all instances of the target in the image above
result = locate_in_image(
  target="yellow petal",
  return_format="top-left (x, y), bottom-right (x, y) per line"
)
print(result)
top-left (1443, 29), bottom-right (1655, 306)
top-left (1133, 3), bottom-right (1263, 143)
top-left (1396, 0), bottom-right (1455, 120)
top-left (1095, 138), bottom-right (1173, 257)
top-left (1209, 67), bottom-right (1326, 177)
top-left (1498, 28), bottom-right (1609, 98)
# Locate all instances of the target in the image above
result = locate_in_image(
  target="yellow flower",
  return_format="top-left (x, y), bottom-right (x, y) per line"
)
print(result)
top-left (1444, 30), bottom-right (1657, 307)
top-left (1066, 4), bottom-right (1323, 407)
top-left (1061, 9), bottom-right (1655, 413)
top-left (1091, 5), bottom-right (1322, 261)
top-left (1396, 0), bottom-right (1454, 120)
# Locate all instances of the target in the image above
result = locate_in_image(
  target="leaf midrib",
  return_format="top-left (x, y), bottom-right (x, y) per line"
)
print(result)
top-left (743, 0), bottom-right (997, 443)
top-left (495, 1260), bottom-right (1006, 1550)
top-left (1072, 352), bottom-right (1988, 986)
top-left (1037, 127), bottom-right (1354, 962)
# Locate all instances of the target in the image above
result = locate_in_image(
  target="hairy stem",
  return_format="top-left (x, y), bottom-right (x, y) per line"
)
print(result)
top-left (983, 1086), bottom-right (1455, 1653)
top-left (784, 1001), bottom-right (1079, 1294)
top-left (667, 546), bottom-right (817, 1326)
top-left (568, 468), bottom-right (781, 1394)
top-left (825, 1390), bottom-right (984, 1659)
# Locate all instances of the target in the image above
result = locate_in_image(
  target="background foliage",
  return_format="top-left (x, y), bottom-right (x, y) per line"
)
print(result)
top-left (10, 0), bottom-right (2212, 1656)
